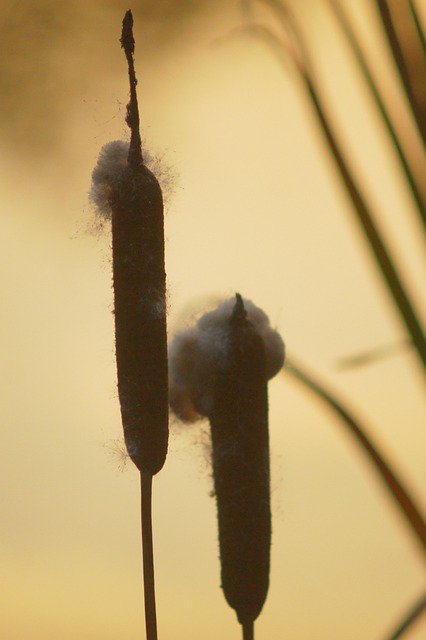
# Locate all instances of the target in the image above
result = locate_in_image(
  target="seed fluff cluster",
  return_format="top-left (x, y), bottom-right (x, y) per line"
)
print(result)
top-left (168, 296), bottom-right (285, 423)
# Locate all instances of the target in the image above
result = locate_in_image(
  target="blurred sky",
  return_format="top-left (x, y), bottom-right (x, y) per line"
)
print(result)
top-left (1, 1), bottom-right (425, 639)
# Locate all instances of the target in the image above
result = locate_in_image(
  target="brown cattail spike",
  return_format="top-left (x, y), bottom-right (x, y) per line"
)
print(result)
top-left (89, 12), bottom-right (169, 475)
top-left (168, 296), bottom-right (285, 626)
top-left (90, 14), bottom-right (168, 640)
top-left (210, 294), bottom-right (271, 625)
top-left (111, 161), bottom-right (168, 475)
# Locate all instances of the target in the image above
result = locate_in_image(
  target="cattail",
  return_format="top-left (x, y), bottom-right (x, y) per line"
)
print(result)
top-left (169, 294), bottom-right (285, 634)
top-left (90, 12), bottom-right (168, 640)
top-left (90, 11), bottom-right (168, 476)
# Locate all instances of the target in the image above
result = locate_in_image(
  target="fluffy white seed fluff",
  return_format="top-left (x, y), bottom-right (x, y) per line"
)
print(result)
top-left (90, 140), bottom-right (130, 219)
top-left (169, 297), bottom-right (285, 422)
top-left (90, 139), bottom-right (174, 220)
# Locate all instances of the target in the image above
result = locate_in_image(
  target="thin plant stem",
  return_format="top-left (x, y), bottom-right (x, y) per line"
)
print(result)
top-left (408, 0), bottom-right (426, 60)
top-left (335, 338), bottom-right (411, 370)
top-left (284, 359), bottom-right (426, 559)
top-left (245, 10), bottom-right (426, 375)
top-left (329, 0), bottom-right (426, 233)
top-left (375, 0), bottom-right (426, 148)
top-left (140, 471), bottom-right (158, 640)
top-left (120, 9), bottom-right (143, 167)
top-left (242, 620), bottom-right (254, 640)
top-left (385, 591), bottom-right (426, 640)
top-left (302, 75), bottom-right (426, 374)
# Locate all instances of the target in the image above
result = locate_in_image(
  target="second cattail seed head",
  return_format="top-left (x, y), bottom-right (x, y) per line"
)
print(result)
top-left (169, 294), bottom-right (284, 625)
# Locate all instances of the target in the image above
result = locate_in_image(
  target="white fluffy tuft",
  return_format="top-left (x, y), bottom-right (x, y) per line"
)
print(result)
top-left (89, 139), bottom-right (175, 222)
top-left (89, 140), bottom-right (129, 219)
top-left (168, 297), bottom-right (285, 422)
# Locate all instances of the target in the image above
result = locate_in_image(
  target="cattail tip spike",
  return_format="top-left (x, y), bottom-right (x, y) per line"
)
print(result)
top-left (121, 10), bottom-right (135, 54)
top-left (231, 293), bottom-right (248, 325)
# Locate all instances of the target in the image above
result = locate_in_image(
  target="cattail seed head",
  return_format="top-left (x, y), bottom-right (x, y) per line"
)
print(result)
top-left (90, 11), bottom-right (169, 475)
top-left (91, 143), bottom-right (169, 474)
top-left (169, 295), bottom-right (284, 625)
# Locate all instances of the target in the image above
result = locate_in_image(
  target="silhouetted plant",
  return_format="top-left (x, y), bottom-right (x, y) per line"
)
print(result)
top-left (169, 294), bottom-right (285, 640)
top-left (91, 11), bottom-right (168, 640)
top-left (89, 4), bottom-right (426, 639)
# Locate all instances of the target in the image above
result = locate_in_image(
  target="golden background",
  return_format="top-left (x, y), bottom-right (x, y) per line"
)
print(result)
top-left (0, 1), bottom-right (425, 638)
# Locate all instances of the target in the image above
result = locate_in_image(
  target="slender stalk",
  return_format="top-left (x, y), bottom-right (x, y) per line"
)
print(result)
top-left (302, 73), bottom-right (426, 375)
top-left (408, 0), bottom-right (426, 60)
top-left (330, 0), bottom-right (426, 233)
top-left (375, 0), bottom-right (426, 148)
top-left (243, 620), bottom-right (254, 640)
top-left (335, 338), bottom-right (411, 370)
top-left (246, 9), bottom-right (426, 375)
top-left (91, 11), bottom-right (167, 640)
top-left (140, 471), bottom-right (158, 640)
top-left (121, 9), bottom-right (143, 167)
top-left (385, 591), bottom-right (426, 640)
top-left (284, 359), bottom-right (426, 558)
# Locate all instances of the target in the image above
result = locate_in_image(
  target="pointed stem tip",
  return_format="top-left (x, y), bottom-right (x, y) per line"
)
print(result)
top-left (120, 8), bottom-right (143, 167)
top-left (121, 10), bottom-right (135, 55)
top-left (231, 293), bottom-right (248, 326)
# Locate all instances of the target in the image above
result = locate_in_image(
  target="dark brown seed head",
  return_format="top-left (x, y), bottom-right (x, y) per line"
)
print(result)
top-left (89, 11), bottom-right (169, 475)
top-left (168, 295), bottom-right (284, 622)
top-left (209, 295), bottom-right (270, 624)
top-left (111, 162), bottom-right (168, 474)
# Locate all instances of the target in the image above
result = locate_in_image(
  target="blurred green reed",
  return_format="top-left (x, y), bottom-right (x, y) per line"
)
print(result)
top-left (241, 0), bottom-right (426, 637)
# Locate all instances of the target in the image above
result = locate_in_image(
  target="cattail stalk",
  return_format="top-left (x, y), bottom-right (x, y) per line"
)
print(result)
top-left (92, 11), bottom-right (168, 640)
top-left (140, 471), bottom-right (158, 640)
top-left (114, 10), bottom-right (169, 477)
top-left (116, 13), bottom-right (168, 640)
top-left (243, 620), bottom-right (254, 640)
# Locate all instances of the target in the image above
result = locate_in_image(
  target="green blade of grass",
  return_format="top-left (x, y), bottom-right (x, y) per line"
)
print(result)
top-left (284, 358), bottom-right (426, 558)
top-left (329, 0), bottom-right (426, 234)
top-left (408, 0), bottom-right (426, 60)
top-left (300, 73), bottom-right (426, 373)
top-left (335, 339), bottom-right (411, 370)
top-left (244, 8), bottom-right (426, 375)
top-left (384, 591), bottom-right (426, 640)
top-left (375, 0), bottom-right (426, 148)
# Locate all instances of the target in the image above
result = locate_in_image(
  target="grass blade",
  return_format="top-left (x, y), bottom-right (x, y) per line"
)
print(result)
top-left (245, 6), bottom-right (426, 375)
top-left (329, 0), bottom-right (426, 234)
top-left (408, 0), bottom-right (426, 60)
top-left (335, 339), bottom-right (411, 370)
top-left (284, 358), bottom-right (426, 558)
top-left (90, 12), bottom-right (169, 640)
top-left (384, 591), bottom-right (426, 640)
top-left (375, 0), bottom-right (426, 148)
